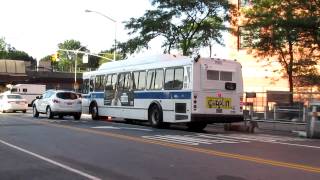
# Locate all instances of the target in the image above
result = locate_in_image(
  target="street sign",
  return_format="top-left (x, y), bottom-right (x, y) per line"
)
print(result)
top-left (83, 54), bottom-right (89, 63)
top-left (246, 92), bottom-right (256, 98)
top-left (267, 91), bottom-right (291, 103)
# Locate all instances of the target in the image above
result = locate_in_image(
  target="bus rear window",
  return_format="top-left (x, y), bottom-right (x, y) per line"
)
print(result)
top-left (207, 70), bottom-right (219, 80)
top-left (207, 70), bottom-right (233, 81)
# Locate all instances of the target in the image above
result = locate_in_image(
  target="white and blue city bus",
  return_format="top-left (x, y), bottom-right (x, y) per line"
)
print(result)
top-left (82, 54), bottom-right (244, 131)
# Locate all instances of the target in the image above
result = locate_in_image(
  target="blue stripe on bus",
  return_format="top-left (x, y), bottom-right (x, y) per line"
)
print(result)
top-left (83, 91), bottom-right (191, 100)
top-left (134, 91), bottom-right (191, 99)
top-left (82, 92), bottom-right (104, 99)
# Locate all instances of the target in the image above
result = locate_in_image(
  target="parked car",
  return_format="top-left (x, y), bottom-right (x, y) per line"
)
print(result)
top-left (0, 93), bottom-right (28, 113)
top-left (32, 90), bottom-right (82, 120)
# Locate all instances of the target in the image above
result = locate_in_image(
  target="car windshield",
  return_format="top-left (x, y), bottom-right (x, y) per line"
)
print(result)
top-left (7, 95), bottom-right (23, 99)
top-left (56, 92), bottom-right (78, 100)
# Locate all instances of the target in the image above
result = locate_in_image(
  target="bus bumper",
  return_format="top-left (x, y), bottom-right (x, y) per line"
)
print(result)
top-left (191, 114), bottom-right (244, 123)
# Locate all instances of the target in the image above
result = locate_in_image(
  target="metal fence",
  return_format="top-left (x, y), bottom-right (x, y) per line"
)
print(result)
top-left (243, 91), bottom-right (320, 123)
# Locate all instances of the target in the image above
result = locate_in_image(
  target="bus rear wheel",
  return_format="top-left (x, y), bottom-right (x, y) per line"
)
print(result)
top-left (187, 122), bottom-right (207, 132)
top-left (90, 103), bottom-right (100, 120)
top-left (149, 105), bottom-right (166, 128)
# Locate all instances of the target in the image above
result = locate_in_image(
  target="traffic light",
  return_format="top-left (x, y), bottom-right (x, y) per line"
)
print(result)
top-left (51, 52), bottom-right (60, 61)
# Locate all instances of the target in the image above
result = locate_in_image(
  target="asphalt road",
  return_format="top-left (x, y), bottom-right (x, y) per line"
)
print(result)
top-left (1, 110), bottom-right (320, 180)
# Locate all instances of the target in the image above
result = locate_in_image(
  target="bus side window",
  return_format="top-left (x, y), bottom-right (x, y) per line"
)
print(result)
top-left (155, 69), bottom-right (164, 90)
top-left (174, 68), bottom-right (184, 89)
top-left (111, 74), bottom-right (117, 90)
top-left (133, 72), bottom-right (139, 90)
top-left (118, 73), bottom-right (125, 90)
top-left (138, 71), bottom-right (146, 90)
top-left (164, 67), bottom-right (184, 90)
top-left (147, 70), bottom-right (155, 90)
top-left (82, 79), bottom-right (89, 94)
top-left (123, 73), bottom-right (130, 90)
top-left (95, 75), bottom-right (104, 91)
top-left (105, 75), bottom-right (113, 90)
top-left (89, 77), bottom-right (94, 92)
top-left (164, 68), bottom-right (174, 89)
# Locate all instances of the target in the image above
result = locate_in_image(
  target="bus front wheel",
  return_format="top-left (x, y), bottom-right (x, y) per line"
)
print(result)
top-left (149, 105), bottom-right (165, 128)
top-left (90, 103), bottom-right (100, 120)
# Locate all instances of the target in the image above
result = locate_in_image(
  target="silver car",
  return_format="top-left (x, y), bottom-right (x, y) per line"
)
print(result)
top-left (0, 93), bottom-right (28, 113)
top-left (32, 90), bottom-right (82, 120)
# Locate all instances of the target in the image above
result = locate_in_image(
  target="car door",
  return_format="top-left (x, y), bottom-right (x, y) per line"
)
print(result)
top-left (37, 92), bottom-right (48, 112)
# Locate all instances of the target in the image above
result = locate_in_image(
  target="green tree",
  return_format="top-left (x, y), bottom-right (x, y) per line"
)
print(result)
top-left (0, 37), bottom-right (36, 70)
top-left (241, 0), bottom-right (320, 103)
top-left (120, 0), bottom-right (232, 56)
top-left (0, 37), bottom-right (6, 51)
top-left (97, 50), bottom-right (122, 66)
top-left (57, 39), bottom-right (87, 72)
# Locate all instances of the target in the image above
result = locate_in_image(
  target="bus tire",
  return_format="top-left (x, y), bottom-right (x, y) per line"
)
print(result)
top-left (148, 104), bottom-right (165, 128)
top-left (90, 103), bottom-right (100, 120)
top-left (187, 122), bottom-right (207, 132)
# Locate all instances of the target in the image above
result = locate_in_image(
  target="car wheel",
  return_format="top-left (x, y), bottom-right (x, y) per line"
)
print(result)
top-left (90, 103), bottom-right (99, 120)
top-left (22, 110), bottom-right (27, 113)
top-left (148, 105), bottom-right (166, 128)
top-left (2, 110), bottom-right (6, 113)
top-left (33, 106), bottom-right (39, 118)
top-left (74, 113), bottom-right (81, 120)
top-left (46, 106), bottom-right (54, 119)
top-left (58, 115), bottom-right (64, 119)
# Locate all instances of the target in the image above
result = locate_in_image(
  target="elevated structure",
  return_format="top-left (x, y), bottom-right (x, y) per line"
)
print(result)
top-left (0, 59), bottom-right (82, 92)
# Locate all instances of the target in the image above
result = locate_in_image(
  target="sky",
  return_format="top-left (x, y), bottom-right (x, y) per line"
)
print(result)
top-left (0, 0), bottom-right (290, 91)
top-left (0, 0), bottom-right (230, 60)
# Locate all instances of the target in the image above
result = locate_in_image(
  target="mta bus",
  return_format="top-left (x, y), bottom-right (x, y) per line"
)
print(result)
top-left (82, 54), bottom-right (244, 131)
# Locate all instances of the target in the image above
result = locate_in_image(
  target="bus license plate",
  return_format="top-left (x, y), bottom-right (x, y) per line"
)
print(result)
top-left (206, 97), bottom-right (232, 109)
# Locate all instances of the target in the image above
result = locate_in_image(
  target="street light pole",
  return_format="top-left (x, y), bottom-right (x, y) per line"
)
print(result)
top-left (74, 46), bottom-right (85, 92)
top-left (85, 9), bottom-right (117, 61)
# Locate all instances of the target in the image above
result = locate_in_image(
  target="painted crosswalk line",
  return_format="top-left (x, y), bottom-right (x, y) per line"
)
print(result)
top-left (142, 133), bottom-right (308, 146)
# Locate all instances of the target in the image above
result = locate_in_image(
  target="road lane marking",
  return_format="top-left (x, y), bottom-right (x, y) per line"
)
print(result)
top-left (143, 135), bottom-right (241, 145)
top-left (92, 126), bottom-right (153, 132)
top-left (0, 139), bottom-right (101, 180)
top-left (7, 115), bottom-right (320, 174)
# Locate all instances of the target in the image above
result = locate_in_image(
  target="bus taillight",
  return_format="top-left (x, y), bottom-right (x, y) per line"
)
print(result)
top-left (193, 94), bottom-right (197, 111)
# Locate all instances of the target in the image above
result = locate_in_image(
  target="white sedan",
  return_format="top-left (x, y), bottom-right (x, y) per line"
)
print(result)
top-left (0, 94), bottom-right (28, 113)
top-left (32, 90), bottom-right (82, 120)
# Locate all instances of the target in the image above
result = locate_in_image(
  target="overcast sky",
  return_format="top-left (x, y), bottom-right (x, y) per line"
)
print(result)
top-left (0, 0), bottom-right (229, 60)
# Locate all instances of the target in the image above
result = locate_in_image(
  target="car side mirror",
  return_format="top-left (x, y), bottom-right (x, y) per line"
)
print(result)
top-left (36, 96), bottom-right (42, 99)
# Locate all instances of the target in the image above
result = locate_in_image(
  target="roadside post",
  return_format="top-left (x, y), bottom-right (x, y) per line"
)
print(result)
top-left (307, 106), bottom-right (320, 138)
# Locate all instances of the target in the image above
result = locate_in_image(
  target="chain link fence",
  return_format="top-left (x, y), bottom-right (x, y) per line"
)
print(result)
top-left (243, 91), bottom-right (320, 123)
